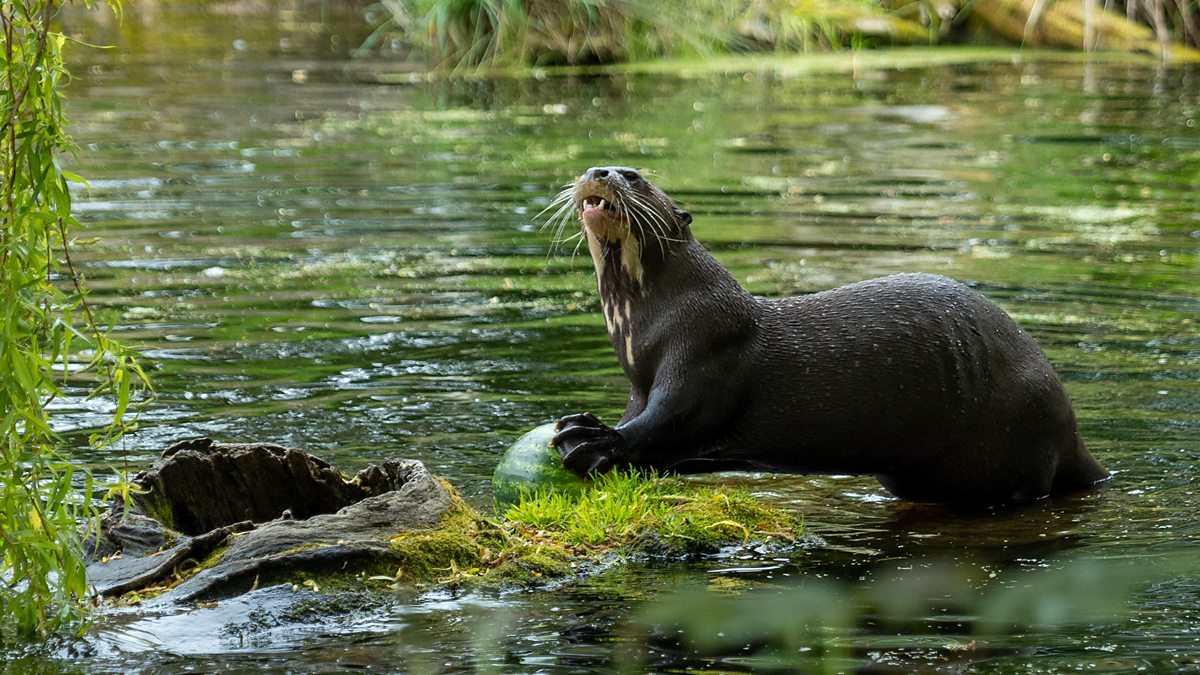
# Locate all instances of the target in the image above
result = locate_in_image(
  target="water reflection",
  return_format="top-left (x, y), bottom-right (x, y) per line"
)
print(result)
top-left (38, 1), bottom-right (1200, 671)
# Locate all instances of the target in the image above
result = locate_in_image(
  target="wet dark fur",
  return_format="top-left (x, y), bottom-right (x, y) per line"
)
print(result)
top-left (547, 166), bottom-right (1108, 505)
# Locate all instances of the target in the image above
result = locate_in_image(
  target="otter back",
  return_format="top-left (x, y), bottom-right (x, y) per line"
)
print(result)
top-left (547, 166), bottom-right (1108, 505)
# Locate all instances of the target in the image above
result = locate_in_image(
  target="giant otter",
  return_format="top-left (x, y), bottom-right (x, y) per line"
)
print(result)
top-left (544, 166), bottom-right (1108, 505)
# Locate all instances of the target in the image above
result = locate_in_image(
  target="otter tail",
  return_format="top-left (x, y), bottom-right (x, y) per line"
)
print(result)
top-left (1051, 435), bottom-right (1109, 494)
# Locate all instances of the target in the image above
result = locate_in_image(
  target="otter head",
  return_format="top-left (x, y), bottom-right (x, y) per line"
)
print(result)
top-left (556, 166), bottom-right (692, 286)
top-left (571, 166), bottom-right (691, 243)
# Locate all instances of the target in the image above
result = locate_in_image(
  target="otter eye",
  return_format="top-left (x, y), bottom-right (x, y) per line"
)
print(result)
top-left (620, 170), bottom-right (640, 182)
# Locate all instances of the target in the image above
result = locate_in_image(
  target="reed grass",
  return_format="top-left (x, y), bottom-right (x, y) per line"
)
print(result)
top-left (367, 0), bottom-right (1200, 67)
top-left (366, 0), bottom-right (930, 68)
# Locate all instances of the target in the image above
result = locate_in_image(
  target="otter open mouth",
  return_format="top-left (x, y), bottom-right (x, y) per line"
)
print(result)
top-left (581, 194), bottom-right (618, 215)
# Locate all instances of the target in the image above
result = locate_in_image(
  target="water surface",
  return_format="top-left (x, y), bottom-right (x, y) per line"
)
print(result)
top-left (26, 2), bottom-right (1200, 671)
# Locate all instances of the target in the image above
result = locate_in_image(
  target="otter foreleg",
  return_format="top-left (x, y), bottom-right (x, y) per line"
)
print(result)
top-left (553, 378), bottom-right (736, 477)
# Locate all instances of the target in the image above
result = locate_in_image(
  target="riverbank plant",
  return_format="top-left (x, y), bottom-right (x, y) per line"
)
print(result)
top-left (383, 472), bottom-right (799, 590)
top-left (364, 0), bottom-right (928, 67)
top-left (367, 0), bottom-right (1200, 67)
top-left (1, 0), bottom-right (149, 640)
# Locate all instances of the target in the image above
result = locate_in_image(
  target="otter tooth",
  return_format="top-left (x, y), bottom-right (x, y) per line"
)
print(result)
top-left (599, 198), bottom-right (608, 210)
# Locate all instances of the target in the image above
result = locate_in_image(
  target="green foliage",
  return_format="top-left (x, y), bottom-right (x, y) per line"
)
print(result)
top-left (359, 474), bottom-right (798, 592)
top-left (737, 0), bottom-right (932, 50)
top-left (1, 0), bottom-right (149, 641)
top-left (368, 0), bottom-right (1200, 67)
top-left (366, 0), bottom-right (926, 68)
top-left (633, 553), bottom-right (1200, 672)
top-left (364, 0), bottom-right (716, 67)
top-left (504, 470), bottom-right (798, 553)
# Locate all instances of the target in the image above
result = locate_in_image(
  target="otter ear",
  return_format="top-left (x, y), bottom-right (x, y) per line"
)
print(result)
top-left (675, 209), bottom-right (693, 226)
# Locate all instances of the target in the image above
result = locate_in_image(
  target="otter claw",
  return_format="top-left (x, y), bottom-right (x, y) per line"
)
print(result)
top-left (554, 412), bottom-right (620, 477)
top-left (581, 453), bottom-right (613, 475)
top-left (554, 411), bottom-right (604, 433)
top-left (560, 440), bottom-right (617, 476)
top-left (553, 424), bottom-right (612, 445)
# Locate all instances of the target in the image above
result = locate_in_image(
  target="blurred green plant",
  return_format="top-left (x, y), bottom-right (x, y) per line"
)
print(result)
top-left (630, 552), bottom-right (1200, 672)
top-left (343, 550), bottom-right (1200, 671)
top-left (1, 0), bottom-right (150, 641)
top-left (362, 0), bottom-right (928, 68)
top-left (364, 0), bottom-right (1200, 68)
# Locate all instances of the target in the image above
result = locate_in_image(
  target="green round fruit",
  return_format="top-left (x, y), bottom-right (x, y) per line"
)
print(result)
top-left (493, 423), bottom-right (589, 513)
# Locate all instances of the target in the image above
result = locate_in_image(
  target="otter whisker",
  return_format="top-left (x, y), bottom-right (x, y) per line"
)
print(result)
top-left (615, 191), bottom-right (663, 258)
top-left (611, 192), bottom-right (651, 258)
top-left (628, 193), bottom-right (671, 237)
top-left (624, 190), bottom-right (673, 240)
top-left (545, 196), bottom-right (574, 227)
top-left (543, 192), bottom-right (581, 256)
top-left (569, 231), bottom-right (587, 261)
top-left (548, 191), bottom-right (586, 260)
top-left (537, 191), bottom-right (576, 254)
top-left (643, 192), bottom-right (685, 240)
top-left (536, 187), bottom-right (575, 229)
top-left (624, 191), bottom-right (684, 251)
top-left (555, 228), bottom-right (584, 254)
top-left (547, 195), bottom-right (576, 229)
top-left (535, 184), bottom-right (573, 215)
top-left (548, 186), bottom-right (576, 207)
top-left (547, 216), bottom-right (572, 256)
top-left (550, 219), bottom-right (582, 250)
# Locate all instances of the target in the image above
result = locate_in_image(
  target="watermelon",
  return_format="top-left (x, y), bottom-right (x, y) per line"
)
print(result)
top-left (493, 423), bottom-right (589, 513)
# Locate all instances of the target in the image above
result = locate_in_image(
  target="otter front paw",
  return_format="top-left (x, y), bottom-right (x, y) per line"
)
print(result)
top-left (552, 412), bottom-right (621, 476)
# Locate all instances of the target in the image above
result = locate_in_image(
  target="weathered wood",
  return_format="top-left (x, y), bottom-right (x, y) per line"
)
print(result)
top-left (86, 439), bottom-right (453, 601)
top-left (87, 519), bottom-right (255, 598)
top-left (132, 438), bottom-right (372, 535)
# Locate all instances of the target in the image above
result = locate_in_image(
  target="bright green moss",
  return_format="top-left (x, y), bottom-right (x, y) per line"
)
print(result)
top-left (115, 472), bottom-right (800, 602)
top-left (502, 471), bottom-right (800, 556)
top-left (378, 471), bottom-right (800, 590)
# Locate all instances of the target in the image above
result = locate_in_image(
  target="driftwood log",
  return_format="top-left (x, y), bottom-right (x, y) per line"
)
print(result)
top-left (86, 439), bottom-right (452, 602)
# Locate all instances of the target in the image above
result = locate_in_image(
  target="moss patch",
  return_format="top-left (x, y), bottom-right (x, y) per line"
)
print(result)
top-left (370, 480), bottom-right (583, 590)
top-left (367, 472), bottom-right (799, 592)
top-left (502, 471), bottom-right (799, 557)
top-left (114, 473), bottom-right (800, 602)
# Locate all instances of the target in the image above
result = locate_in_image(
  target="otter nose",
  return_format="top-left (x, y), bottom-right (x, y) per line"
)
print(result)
top-left (583, 167), bottom-right (610, 181)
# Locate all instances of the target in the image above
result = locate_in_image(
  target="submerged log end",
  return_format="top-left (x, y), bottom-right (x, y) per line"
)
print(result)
top-left (88, 440), bottom-right (457, 601)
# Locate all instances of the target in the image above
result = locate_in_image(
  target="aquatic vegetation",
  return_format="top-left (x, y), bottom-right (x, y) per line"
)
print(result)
top-left (379, 482), bottom-right (582, 588)
top-left (367, 0), bottom-right (929, 67)
top-left (377, 472), bottom-right (799, 590)
top-left (501, 470), bottom-right (799, 554)
top-left (367, 0), bottom-right (1200, 67)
